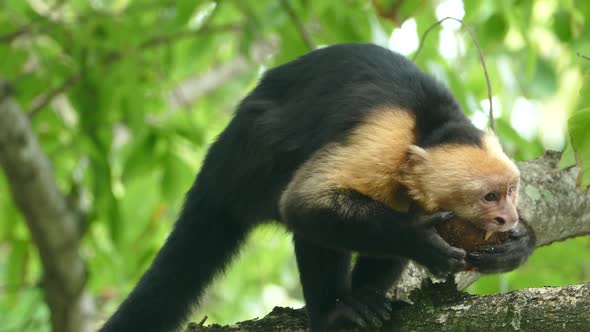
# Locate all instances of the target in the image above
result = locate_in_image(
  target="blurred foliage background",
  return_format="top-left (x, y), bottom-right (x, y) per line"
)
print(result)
top-left (0, 0), bottom-right (589, 331)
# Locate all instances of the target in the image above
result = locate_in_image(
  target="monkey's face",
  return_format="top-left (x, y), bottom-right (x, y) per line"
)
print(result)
top-left (400, 133), bottom-right (521, 233)
top-left (476, 179), bottom-right (519, 232)
top-left (449, 177), bottom-right (520, 233)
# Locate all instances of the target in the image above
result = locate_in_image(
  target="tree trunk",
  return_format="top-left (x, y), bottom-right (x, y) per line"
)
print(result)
top-left (0, 80), bottom-right (95, 332)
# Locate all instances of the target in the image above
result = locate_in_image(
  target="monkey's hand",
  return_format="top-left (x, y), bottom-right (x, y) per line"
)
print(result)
top-left (467, 220), bottom-right (536, 273)
top-left (405, 211), bottom-right (467, 278)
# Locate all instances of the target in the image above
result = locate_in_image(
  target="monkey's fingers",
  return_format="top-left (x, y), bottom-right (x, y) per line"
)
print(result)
top-left (467, 251), bottom-right (528, 273)
top-left (508, 222), bottom-right (529, 238)
top-left (325, 301), bottom-right (367, 329)
top-left (343, 297), bottom-right (383, 328)
top-left (426, 232), bottom-right (467, 261)
top-left (468, 232), bottom-right (533, 273)
top-left (354, 288), bottom-right (392, 322)
top-left (418, 234), bottom-right (467, 276)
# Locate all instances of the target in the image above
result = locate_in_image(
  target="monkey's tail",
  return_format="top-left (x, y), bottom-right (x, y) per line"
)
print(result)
top-left (100, 192), bottom-right (249, 332)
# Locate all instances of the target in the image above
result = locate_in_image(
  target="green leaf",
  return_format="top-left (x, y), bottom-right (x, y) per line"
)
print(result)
top-left (553, 10), bottom-right (573, 42)
top-left (0, 45), bottom-right (27, 79)
top-left (161, 149), bottom-right (194, 202)
top-left (6, 240), bottom-right (28, 303)
top-left (559, 138), bottom-right (576, 169)
top-left (481, 13), bottom-right (508, 45)
top-left (176, 0), bottom-right (201, 26)
top-left (568, 108), bottom-right (590, 190)
top-left (398, 0), bottom-right (423, 20)
top-left (494, 119), bottom-right (544, 161)
top-left (576, 69), bottom-right (590, 110)
top-left (4, 0), bottom-right (34, 17)
top-left (122, 133), bottom-right (159, 180)
top-left (530, 58), bottom-right (558, 97)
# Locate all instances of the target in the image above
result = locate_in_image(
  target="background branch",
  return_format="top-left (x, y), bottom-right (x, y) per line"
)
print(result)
top-left (279, 0), bottom-right (315, 50)
top-left (166, 40), bottom-right (278, 110)
top-left (0, 79), bottom-right (94, 332)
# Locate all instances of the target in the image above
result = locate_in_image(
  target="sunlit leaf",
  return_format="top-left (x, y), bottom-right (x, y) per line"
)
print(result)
top-left (176, 0), bottom-right (201, 26)
top-left (161, 149), bottom-right (194, 202)
top-left (559, 138), bottom-right (576, 170)
top-left (6, 240), bottom-right (28, 303)
top-left (481, 13), bottom-right (508, 45)
top-left (568, 108), bottom-right (590, 190)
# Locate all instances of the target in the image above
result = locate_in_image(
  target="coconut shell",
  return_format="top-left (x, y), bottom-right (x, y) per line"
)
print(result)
top-left (435, 218), bottom-right (511, 252)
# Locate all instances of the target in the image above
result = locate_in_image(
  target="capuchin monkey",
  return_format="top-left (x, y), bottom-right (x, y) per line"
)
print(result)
top-left (101, 43), bottom-right (535, 332)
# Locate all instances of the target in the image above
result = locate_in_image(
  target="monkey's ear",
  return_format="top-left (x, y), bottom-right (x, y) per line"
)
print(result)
top-left (406, 145), bottom-right (429, 166)
top-left (401, 145), bottom-right (432, 206)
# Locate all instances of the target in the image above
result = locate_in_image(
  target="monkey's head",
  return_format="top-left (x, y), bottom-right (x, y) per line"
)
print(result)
top-left (400, 133), bottom-right (520, 234)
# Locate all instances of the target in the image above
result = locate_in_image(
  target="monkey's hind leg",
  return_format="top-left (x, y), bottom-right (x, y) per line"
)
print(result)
top-left (350, 256), bottom-right (409, 323)
top-left (294, 236), bottom-right (386, 331)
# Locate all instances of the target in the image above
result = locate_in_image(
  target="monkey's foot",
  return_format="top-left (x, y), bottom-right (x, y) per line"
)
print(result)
top-left (315, 290), bottom-right (393, 331)
top-left (351, 287), bottom-right (394, 323)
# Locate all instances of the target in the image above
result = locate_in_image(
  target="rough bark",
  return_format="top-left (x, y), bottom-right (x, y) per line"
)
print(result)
top-left (0, 80), bottom-right (95, 332)
top-left (187, 282), bottom-right (590, 332)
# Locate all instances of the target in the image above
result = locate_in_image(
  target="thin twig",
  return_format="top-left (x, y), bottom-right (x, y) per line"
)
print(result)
top-left (0, 0), bottom-right (66, 43)
top-left (279, 0), bottom-right (315, 50)
top-left (0, 28), bottom-right (30, 43)
top-left (28, 73), bottom-right (80, 117)
top-left (184, 316), bottom-right (208, 332)
top-left (413, 17), bottom-right (495, 131)
top-left (138, 24), bottom-right (242, 50)
top-left (577, 52), bottom-right (590, 61)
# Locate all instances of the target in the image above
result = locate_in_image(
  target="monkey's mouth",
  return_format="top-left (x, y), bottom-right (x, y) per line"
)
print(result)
top-left (482, 219), bottom-right (519, 237)
top-left (468, 217), bottom-right (518, 237)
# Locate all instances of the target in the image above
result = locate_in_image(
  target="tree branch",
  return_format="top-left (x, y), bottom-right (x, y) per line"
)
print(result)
top-left (186, 282), bottom-right (590, 331)
top-left (166, 40), bottom-right (278, 110)
top-left (0, 79), bottom-right (94, 332)
top-left (279, 0), bottom-right (315, 50)
top-left (28, 73), bottom-right (80, 117)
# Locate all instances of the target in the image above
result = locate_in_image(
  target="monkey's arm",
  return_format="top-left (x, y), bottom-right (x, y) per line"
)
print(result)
top-left (467, 217), bottom-right (536, 273)
top-left (280, 188), bottom-right (467, 277)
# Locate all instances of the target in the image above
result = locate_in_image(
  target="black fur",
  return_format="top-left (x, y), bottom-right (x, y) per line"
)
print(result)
top-left (101, 43), bottom-right (533, 332)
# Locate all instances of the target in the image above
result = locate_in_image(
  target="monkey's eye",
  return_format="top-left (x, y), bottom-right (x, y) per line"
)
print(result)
top-left (484, 192), bottom-right (498, 202)
top-left (508, 187), bottom-right (514, 196)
